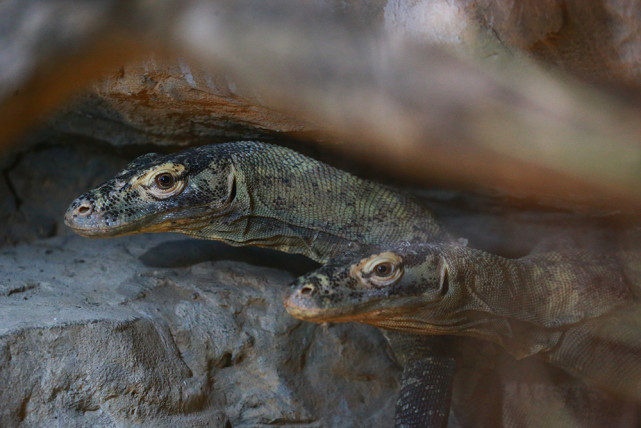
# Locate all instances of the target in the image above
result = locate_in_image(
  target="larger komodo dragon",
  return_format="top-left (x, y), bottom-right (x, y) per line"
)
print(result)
top-left (64, 141), bottom-right (455, 427)
top-left (285, 242), bottom-right (641, 402)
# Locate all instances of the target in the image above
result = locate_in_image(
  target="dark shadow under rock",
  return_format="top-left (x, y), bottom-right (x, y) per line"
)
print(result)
top-left (138, 237), bottom-right (320, 276)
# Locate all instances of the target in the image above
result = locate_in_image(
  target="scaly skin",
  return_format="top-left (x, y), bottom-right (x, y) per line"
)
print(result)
top-left (285, 243), bottom-right (641, 400)
top-left (64, 141), bottom-right (444, 263)
top-left (64, 141), bottom-right (452, 427)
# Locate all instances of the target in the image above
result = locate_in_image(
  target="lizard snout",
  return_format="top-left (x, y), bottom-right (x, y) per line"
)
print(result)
top-left (283, 280), bottom-right (324, 320)
top-left (63, 194), bottom-right (116, 237)
top-left (298, 284), bottom-right (316, 297)
top-left (72, 201), bottom-right (93, 217)
top-left (284, 283), bottom-right (317, 307)
top-left (64, 198), bottom-right (94, 226)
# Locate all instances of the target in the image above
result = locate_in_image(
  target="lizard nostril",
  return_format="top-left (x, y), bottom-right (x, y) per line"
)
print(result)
top-left (300, 284), bottom-right (316, 297)
top-left (76, 203), bottom-right (92, 216)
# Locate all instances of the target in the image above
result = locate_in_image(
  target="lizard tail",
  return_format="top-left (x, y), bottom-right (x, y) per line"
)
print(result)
top-left (394, 355), bottom-right (455, 428)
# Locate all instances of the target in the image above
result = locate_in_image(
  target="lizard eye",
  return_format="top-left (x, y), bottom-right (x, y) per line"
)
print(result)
top-left (373, 262), bottom-right (395, 277)
top-left (352, 252), bottom-right (404, 287)
top-left (155, 172), bottom-right (175, 190)
top-left (145, 168), bottom-right (186, 198)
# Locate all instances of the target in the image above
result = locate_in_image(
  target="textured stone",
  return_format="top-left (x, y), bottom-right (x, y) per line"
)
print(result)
top-left (0, 234), bottom-right (398, 427)
top-left (3, 0), bottom-right (641, 210)
top-left (1, 143), bottom-right (127, 245)
top-left (48, 59), bottom-right (317, 147)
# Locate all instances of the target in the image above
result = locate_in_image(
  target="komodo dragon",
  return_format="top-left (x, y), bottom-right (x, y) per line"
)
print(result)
top-left (285, 242), bottom-right (641, 402)
top-left (64, 141), bottom-right (454, 427)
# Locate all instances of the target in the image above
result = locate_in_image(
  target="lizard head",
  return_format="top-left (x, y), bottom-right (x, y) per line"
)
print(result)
top-left (64, 145), bottom-right (237, 237)
top-left (284, 244), bottom-right (455, 330)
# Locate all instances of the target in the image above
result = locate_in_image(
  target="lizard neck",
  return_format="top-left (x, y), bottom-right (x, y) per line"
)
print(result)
top-left (462, 249), bottom-right (631, 327)
top-left (444, 247), bottom-right (633, 358)
top-left (193, 144), bottom-right (445, 263)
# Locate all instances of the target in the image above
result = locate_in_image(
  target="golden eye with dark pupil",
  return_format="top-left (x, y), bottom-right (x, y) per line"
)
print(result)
top-left (374, 262), bottom-right (394, 277)
top-left (155, 173), bottom-right (175, 190)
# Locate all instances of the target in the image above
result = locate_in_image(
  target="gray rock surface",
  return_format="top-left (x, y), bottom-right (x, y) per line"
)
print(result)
top-left (2, 143), bottom-right (127, 245)
top-left (0, 234), bottom-right (398, 427)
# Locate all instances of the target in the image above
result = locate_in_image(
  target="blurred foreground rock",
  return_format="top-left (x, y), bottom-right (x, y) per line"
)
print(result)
top-left (0, 234), bottom-right (398, 427)
top-left (48, 59), bottom-right (317, 148)
top-left (5, 0), bottom-right (641, 207)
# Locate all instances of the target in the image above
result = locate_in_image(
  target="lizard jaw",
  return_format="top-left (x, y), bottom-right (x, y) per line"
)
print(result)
top-left (64, 224), bottom-right (141, 238)
top-left (283, 301), bottom-right (369, 323)
top-left (283, 286), bottom-right (401, 324)
top-left (64, 202), bottom-right (157, 238)
top-left (283, 289), bottom-right (353, 322)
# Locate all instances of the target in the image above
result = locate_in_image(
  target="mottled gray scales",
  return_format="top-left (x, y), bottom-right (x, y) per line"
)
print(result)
top-left (286, 242), bottom-right (641, 401)
top-left (395, 357), bottom-right (454, 428)
top-left (65, 141), bottom-right (445, 263)
top-left (546, 304), bottom-right (641, 400)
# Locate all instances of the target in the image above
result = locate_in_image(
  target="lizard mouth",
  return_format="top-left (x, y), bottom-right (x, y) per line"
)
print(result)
top-left (64, 199), bottom-right (162, 237)
top-left (64, 209), bottom-right (131, 238)
top-left (283, 299), bottom-right (382, 323)
top-left (65, 223), bottom-right (144, 238)
top-left (283, 286), bottom-right (428, 324)
top-left (64, 213), bottom-right (161, 238)
top-left (64, 191), bottom-right (231, 238)
top-left (284, 291), bottom-right (468, 337)
top-left (283, 284), bottom-right (366, 322)
top-left (65, 212), bottom-right (215, 238)
top-left (284, 297), bottom-right (430, 327)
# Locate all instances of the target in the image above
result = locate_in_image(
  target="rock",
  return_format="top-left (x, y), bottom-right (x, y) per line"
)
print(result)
top-left (0, 234), bottom-right (398, 427)
top-left (1, 143), bottom-right (128, 245)
top-left (4, 0), bottom-right (641, 209)
top-left (48, 59), bottom-right (317, 147)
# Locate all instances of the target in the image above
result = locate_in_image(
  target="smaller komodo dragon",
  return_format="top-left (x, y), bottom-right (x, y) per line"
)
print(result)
top-left (285, 242), bottom-right (641, 402)
top-left (64, 141), bottom-right (455, 427)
